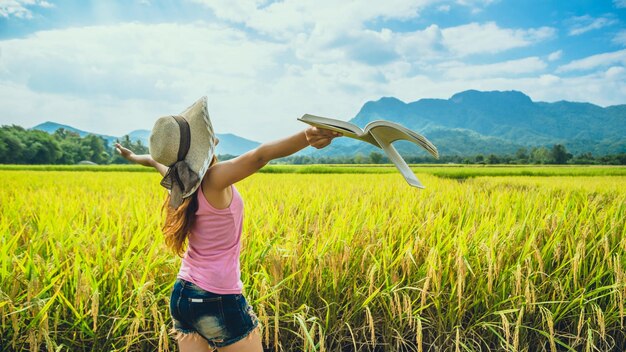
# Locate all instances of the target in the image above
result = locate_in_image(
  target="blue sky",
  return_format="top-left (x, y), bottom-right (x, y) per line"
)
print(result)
top-left (1, 0), bottom-right (625, 141)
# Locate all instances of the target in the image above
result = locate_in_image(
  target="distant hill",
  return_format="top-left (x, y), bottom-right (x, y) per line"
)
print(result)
top-left (33, 121), bottom-right (118, 142)
top-left (31, 122), bottom-right (261, 156)
top-left (311, 90), bottom-right (626, 157)
top-left (29, 90), bottom-right (626, 158)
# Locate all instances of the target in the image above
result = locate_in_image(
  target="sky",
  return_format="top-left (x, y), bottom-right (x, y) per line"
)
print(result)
top-left (0, 0), bottom-right (625, 142)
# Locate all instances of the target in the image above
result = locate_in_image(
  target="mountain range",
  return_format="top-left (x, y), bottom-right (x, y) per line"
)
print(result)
top-left (31, 121), bottom-right (261, 156)
top-left (312, 90), bottom-right (626, 158)
top-left (31, 90), bottom-right (626, 157)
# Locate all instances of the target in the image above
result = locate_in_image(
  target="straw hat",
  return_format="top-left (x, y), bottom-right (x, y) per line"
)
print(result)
top-left (150, 96), bottom-right (215, 209)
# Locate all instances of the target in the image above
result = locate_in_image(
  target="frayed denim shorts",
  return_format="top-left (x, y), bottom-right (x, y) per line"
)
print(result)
top-left (169, 278), bottom-right (259, 348)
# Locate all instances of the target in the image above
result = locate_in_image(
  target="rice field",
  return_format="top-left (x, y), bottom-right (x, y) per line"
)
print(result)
top-left (1, 166), bottom-right (625, 351)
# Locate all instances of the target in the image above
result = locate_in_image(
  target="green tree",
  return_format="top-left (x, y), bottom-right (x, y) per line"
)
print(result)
top-left (53, 129), bottom-right (87, 164)
top-left (369, 151), bottom-right (383, 164)
top-left (486, 154), bottom-right (500, 164)
top-left (530, 147), bottom-right (550, 164)
top-left (550, 144), bottom-right (572, 164)
top-left (81, 134), bottom-right (108, 164)
top-left (354, 153), bottom-right (367, 164)
top-left (514, 148), bottom-right (528, 164)
top-left (22, 130), bottom-right (62, 164)
top-left (0, 127), bottom-right (23, 163)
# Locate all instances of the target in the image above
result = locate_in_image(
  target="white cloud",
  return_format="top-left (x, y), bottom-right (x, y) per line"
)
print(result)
top-left (192, 0), bottom-right (439, 39)
top-left (614, 0), bottom-right (626, 8)
top-left (547, 50), bottom-right (562, 61)
top-left (605, 66), bottom-right (625, 79)
top-left (538, 74), bottom-right (560, 86)
top-left (193, 2), bottom-right (555, 65)
top-left (455, 0), bottom-right (498, 11)
top-left (614, 30), bottom-right (626, 46)
top-left (308, 21), bottom-right (557, 66)
top-left (557, 49), bottom-right (626, 72)
top-left (190, 0), bottom-right (268, 24)
top-left (442, 57), bottom-right (547, 79)
top-left (454, 0), bottom-right (499, 15)
top-left (0, 23), bottom-right (291, 138)
top-left (567, 15), bottom-right (618, 36)
top-left (393, 24), bottom-right (446, 60)
top-left (440, 22), bottom-right (555, 56)
top-left (0, 0), bottom-right (53, 19)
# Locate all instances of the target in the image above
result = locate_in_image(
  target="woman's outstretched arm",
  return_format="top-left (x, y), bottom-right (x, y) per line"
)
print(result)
top-left (205, 127), bottom-right (340, 190)
top-left (114, 143), bottom-right (168, 177)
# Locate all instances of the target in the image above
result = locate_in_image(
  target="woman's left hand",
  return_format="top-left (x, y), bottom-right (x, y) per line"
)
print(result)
top-left (115, 143), bottom-right (139, 163)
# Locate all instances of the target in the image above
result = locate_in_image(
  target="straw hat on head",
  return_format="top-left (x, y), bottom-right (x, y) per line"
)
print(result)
top-left (150, 96), bottom-right (215, 209)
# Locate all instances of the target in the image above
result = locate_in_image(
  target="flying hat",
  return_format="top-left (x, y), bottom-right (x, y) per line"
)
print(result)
top-left (149, 96), bottom-right (215, 209)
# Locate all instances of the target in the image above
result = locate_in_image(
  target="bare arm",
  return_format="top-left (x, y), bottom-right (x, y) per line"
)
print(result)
top-left (206, 127), bottom-right (339, 190)
top-left (114, 143), bottom-right (168, 177)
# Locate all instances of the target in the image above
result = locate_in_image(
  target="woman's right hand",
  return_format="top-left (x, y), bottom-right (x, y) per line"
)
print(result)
top-left (304, 127), bottom-right (341, 149)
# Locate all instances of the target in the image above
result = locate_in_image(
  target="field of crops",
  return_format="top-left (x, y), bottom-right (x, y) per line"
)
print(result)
top-left (1, 166), bottom-right (625, 351)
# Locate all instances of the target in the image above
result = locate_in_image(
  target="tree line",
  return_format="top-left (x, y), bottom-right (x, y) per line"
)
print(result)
top-left (1, 125), bottom-right (625, 165)
top-left (0, 125), bottom-right (148, 164)
top-left (273, 144), bottom-right (626, 165)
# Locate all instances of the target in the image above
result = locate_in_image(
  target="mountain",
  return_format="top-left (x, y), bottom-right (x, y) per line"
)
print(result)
top-left (213, 133), bottom-right (261, 155)
top-left (29, 90), bottom-right (626, 158)
top-left (312, 90), bottom-right (626, 157)
top-left (31, 122), bottom-right (261, 156)
top-left (33, 121), bottom-right (118, 142)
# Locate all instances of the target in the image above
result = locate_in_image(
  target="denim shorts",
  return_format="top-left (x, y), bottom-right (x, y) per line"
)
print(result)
top-left (169, 278), bottom-right (259, 348)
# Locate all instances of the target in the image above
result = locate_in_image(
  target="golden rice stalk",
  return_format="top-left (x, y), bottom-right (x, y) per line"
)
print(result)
top-left (368, 264), bottom-right (377, 297)
top-left (585, 326), bottom-right (593, 352)
top-left (602, 235), bottom-right (610, 261)
top-left (421, 273), bottom-right (431, 310)
top-left (318, 323), bottom-right (325, 352)
top-left (28, 330), bottom-right (38, 351)
top-left (499, 312), bottom-right (510, 350)
top-left (540, 307), bottom-right (556, 352)
top-left (365, 306), bottom-right (375, 346)
top-left (393, 291), bottom-right (403, 324)
top-left (11, 303), bottom-right (19, 349)
top-left (403, 293), bottom-right (412, 329)
top-left (486, 245), bottom-right (494, 296)
top-left (260, 304), bottom-right (270, 347)
top-left (274, 293), bottom-right (280, 352)
top-left (91, 290), bottom-right (99, 331)
top-left (513, 306), bottom-right (524, 351)
top-left (613, 255), bottom-right (624, 328)
top-left (158, 323), bottom-right (169, 352)
top-left (577, 306), bottom-right (585, 341)
top-left (416, 317), bottom-right (423, 352)
top-left (456, 247), bottom-right (466, 309)
top-left (593, 303), bottom-right (605, 340)
top-left (532, 242), bottom-right (544, 274)
top-left (514, 264), bottom-right (522, 298)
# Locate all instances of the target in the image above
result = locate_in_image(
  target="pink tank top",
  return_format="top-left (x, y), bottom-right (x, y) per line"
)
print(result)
top-left (177, 184), bottom-right (244, 294)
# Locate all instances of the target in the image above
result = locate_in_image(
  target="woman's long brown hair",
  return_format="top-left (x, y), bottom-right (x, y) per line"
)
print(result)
top-left (162, 156), bottom-right (217, 256)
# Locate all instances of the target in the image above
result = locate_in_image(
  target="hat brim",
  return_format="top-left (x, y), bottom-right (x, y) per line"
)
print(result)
top-left (179, 96), bottom-right (215, 198)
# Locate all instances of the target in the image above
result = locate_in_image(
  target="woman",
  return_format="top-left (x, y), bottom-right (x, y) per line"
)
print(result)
top-left (115, 96), bottom-right (339, 351)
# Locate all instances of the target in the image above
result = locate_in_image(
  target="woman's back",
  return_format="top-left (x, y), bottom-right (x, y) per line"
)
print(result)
top-left (177, 184), bottom-right (244, 295)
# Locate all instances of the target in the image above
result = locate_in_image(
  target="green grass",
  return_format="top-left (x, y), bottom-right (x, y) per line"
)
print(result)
top-left (2, 163), bottom-right (625, 178)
